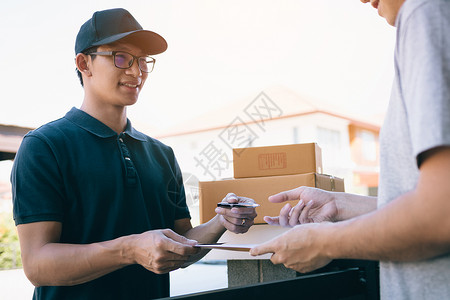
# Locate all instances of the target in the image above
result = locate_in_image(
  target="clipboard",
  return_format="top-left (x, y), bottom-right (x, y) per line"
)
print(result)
top-left (193, 243), bottom-right (257, 252)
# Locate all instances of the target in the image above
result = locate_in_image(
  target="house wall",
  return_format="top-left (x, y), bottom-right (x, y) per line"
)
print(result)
top-left (348, 124), bottom-right (380, 193)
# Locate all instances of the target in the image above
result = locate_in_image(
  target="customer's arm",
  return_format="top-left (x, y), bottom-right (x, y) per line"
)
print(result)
top-left (251, 147), bottom-right (450, 272)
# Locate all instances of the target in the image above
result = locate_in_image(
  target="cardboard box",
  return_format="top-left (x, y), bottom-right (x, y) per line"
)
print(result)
top-left (199, 173), bottom-right (344, 224)
top-left (233, 143), bottom-right (323, 178)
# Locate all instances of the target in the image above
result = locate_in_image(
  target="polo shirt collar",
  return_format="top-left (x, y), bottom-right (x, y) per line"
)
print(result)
top-left (65, 107), bottom-right (147, 142)
top-left (124, 119), bottom-right (148, 142)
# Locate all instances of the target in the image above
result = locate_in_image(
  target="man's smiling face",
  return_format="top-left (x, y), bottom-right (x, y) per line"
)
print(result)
top-left (86, 42), bottom-right (149, 108)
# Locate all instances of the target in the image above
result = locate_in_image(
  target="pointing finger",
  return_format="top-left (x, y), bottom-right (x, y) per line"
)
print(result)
top-left (268, 187), bottom-right (305, 203)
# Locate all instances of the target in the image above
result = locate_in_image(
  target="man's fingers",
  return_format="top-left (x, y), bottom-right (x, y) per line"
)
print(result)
top-left (225, 216), bottom-right (246, 226)
top-left (216, 201), bottom-right (257, 220)
top-left (299, 200), bottom-right (314, 224)
top-left (168, 240), bottom-right (199, 256)
top-left (279, 203), bottom-right (292, 227)
top-left (268, 192), bottom-right (291, 203)
top-left (230, 207), bottom-right (258, 216)
top-left (162, 229), bottom-right (197, 245)
top-left (250, 242), bottom-right (275, 256)
top-left (160, 230), bottom-right (199, 255)
top-left (218, 194), bottom-right (256, 207)
top-left (268, 187), bottom-right (305, 203)
top-left (225, 193), bottom-right (239, 203)
top-left (289, 200), bottom-right (305, 227)
top-left (151, 257), bottom-right (192, 274)
top-left (237, 196), bottom-right (256, 204)
top-left (216, 207), bottom-right (257, 219)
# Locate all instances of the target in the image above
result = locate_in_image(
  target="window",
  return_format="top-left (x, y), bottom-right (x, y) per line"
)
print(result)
top-left (317, 127), bottom-right (342, 167)
top-left (317, 127), bottom-right (341, 150)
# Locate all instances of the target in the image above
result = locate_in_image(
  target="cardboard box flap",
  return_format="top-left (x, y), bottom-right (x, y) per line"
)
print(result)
top-left (315, 174), bottom-right (345, 192)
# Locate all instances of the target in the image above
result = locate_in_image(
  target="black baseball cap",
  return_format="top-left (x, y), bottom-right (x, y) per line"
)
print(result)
top-left (75, 8), bottom-right (167, 55)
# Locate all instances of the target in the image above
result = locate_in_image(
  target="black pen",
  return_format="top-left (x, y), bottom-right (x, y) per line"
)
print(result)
top-left (217, 203), bottom-right (260, 208)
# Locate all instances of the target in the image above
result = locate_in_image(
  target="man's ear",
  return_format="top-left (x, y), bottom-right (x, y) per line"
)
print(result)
top-left (75, 53), bottom-right (92, 76)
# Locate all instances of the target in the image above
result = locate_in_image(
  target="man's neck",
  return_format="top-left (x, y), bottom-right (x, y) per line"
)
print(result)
top-left (80, 100), bottom-right (128, 134)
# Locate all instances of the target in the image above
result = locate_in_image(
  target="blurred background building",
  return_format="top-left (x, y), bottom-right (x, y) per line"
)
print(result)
top-left (154, 86), bottom-right (381, 225)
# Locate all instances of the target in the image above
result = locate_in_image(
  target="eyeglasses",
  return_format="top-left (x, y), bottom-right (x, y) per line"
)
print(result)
top-left (88, 51), bottom-right (156, 73)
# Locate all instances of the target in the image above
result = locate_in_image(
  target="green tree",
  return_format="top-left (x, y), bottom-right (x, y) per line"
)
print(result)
top-left (0, 213), bottom-right (22, 269)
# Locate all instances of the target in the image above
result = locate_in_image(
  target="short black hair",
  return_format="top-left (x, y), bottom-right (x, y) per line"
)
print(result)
top-left (76, 46), bottom-right (99, 87)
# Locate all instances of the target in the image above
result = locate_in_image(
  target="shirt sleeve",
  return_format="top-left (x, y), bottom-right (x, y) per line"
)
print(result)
top-left (11, 133), bottom-right (65, 225)
top-left (398, 2), bottom-right (450, 161)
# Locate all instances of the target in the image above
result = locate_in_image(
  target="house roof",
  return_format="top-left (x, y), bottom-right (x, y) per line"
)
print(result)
top-left (155, 85), bottom-right (384, 138)
top-left (0, 124), bottom-right (34, 160)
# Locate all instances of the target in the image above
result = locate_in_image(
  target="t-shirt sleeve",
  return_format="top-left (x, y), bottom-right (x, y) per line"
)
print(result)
top-left (11, 134), bottom-right (65, 225)
top-left (399, 3), bottom-right (450, 162)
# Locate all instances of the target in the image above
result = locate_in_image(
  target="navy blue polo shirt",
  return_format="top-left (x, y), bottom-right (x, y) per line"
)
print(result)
top-left (11, 107), bottom-right (190, 300)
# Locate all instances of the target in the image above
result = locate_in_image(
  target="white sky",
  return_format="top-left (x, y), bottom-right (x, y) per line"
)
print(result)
top-left (0, 0), bottom-right (396, 134)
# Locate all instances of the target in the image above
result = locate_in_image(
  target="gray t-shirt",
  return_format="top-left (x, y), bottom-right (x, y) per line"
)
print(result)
top-left (378, 0), bottom-right (450, 298)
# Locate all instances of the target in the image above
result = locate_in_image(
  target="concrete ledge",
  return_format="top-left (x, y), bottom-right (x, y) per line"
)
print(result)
top-left (228, 259), bottom-right (297, 287)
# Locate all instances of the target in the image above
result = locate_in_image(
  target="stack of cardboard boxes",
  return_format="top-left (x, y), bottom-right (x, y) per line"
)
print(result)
top-left (199, 143), bottom-right (345, 224)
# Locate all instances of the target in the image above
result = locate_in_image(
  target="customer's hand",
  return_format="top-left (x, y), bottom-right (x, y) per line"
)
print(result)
top-left (264, 186), bottom-right (338, 227)
top-left (250, 222), bottom-right (333, 273)
top-left (132, 229), bottom-right (199, 274)
top-left (215, 193), bottom-right (257, 234)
